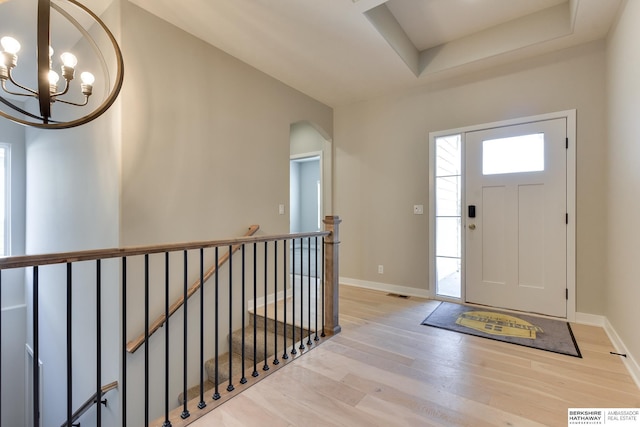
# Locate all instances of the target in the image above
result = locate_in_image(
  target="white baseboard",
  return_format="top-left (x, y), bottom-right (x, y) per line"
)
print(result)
top-left (603, 318), bottom-right (640, 389)
top-left (339, 277), bottom-right (430, 299)
top-left (575, 312), bottom-right (640, 389)
top-left (247, 289), bottom-right (289, 311)
top-left (575, 312), bottom-right (605, 327)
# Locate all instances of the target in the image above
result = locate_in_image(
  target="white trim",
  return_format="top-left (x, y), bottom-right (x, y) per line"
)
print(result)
top-left (247, 274), bottom-right (319, 310)
top-left (603, 318), bottom-right (640, 389)
top-left (25, 344), bottom-right (43, 427)
top-left (290, 151), bottom-right (324, 231)
top-left (0, 143), bottom-right (11, 256)
top-left (247, 288), bottom-right (290, 311)
top-left (340, 277), bottom-right (431, 299)
top-left (428, 109), bottom-right (577, 321)
top-left (574, 312), bottom-right (605, 327)
top-left (573, 312), bottom-right (640, 389)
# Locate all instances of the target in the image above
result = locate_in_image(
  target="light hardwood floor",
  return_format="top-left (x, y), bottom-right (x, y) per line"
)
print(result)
top-left (190, 285), bottom-right (640, 426)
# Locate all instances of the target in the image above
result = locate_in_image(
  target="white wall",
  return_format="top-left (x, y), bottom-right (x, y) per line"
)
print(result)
top-left (0, 117), bottom-right (26, 427)
top-left (605, 0), bottom-right (640, 372)
top-left (335, 40), bottom-right (608, 313)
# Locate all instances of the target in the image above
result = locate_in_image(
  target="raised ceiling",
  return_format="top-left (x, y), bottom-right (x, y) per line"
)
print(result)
top-left (2, 0), bottom-right (623, 107)
top-left (128, 0), bottom-right (621, 106)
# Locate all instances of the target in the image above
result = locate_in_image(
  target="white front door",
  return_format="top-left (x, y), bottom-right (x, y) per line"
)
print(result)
top-left (465, 119), bottom-right (567, 317)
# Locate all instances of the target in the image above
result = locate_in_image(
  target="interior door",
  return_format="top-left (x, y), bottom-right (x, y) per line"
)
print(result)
top-left (465, 119), bottom-right (567, 317)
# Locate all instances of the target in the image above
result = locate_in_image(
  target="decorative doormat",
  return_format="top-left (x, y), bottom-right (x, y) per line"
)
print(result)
top-left (421, 302), bottom-right (581, 358)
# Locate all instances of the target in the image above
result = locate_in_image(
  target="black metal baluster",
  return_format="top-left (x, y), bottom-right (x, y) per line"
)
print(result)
top-left (198, 249), bottom-right (206, 409)
top-left (163, 253), bottom-right (172, 427)
top-left (32, 267), bottom-right (39, 427)
top-left (290, 239), bottom-right (297, 356)
top-left (307, 238), bottom-right (312, 346)
top-left (145, 255), bottom-right (150, 426)
top-left (0, 271), bottom-right (3, 423)
top-left (121, 259), bottom-right (127, 427)
top-left (227, 245), bottom-right (235, 392)
top-left (240, 244), bottom-right (247, 384)
top-left (282, 240), bottom-right (288, 361)
top-left (67, 263), bottom-right (73, 427)
top-left (213, 247), bottom-right (221, 400)
top-left (299, 238), bottom-right (305, 351)
top-left (181, 251), bottom-right (190, 419)
top-left (33, 266), bottom-right (40, 427)
top-left (314, 236), bottom-right (320, 342)
top-left (252, 243), bottom-right (259, 376)
top-left (273, 241), bottom-right (279, 366)
top-left (96, 260), bottom-right (102, 427)
top-left (263, 242), bottom-right (269, 372)
top-left (321, 238), bottom-right (326, 338)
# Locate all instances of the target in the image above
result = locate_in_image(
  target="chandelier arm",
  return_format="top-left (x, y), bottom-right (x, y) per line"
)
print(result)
top-left (1, 80), bottom-right (38, 98)
top-left (5, 71), bottom-right (39, 96)
top-left (55, 96), bottom-right (88, 107)
top-left (51, 79), bottom-right (71, 98)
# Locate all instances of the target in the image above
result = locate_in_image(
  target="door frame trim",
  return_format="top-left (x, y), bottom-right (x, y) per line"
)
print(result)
top-left (290, 151), bottom-right (324, 232)
top-left (428, 110), bottom-right (576, 321)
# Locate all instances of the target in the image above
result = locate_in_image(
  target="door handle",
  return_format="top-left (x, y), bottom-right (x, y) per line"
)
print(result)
top-left (468, 224), bottom-right (476, 230)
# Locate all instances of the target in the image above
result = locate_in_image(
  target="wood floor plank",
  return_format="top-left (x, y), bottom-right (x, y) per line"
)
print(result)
top-left (188, 285), bottom-right (640, 426)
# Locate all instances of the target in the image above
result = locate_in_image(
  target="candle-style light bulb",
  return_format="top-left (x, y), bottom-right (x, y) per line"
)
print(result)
top-left (0, 36), bottom-right (20, 54)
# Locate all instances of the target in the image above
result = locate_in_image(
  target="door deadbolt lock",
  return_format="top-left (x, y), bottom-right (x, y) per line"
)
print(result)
top-left (468, 224), bottom-right (476, 230)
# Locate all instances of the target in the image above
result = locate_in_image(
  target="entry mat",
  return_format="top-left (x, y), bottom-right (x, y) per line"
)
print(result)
top-left (421, 302), bottom-right (581, 358)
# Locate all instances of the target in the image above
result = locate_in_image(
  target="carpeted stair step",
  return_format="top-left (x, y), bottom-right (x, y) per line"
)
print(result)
top-left (249, 311), bottom-right (315, 343)
top-left (204, 351), bottom-right (246, 386)
top-left (179, 312), bottom-right (316, 404)
top-left (178, 351), bottom-right (245, 404)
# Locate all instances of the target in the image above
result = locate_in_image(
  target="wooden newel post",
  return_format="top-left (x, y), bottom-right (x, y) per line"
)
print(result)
top-left (323, 215), bottom-right (342, 335)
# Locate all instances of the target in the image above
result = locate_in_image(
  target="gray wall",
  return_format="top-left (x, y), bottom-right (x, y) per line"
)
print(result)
top-left (120, 3), bottom-right (332, 247)
top-left (118, 2), bottom-right (333, 424)
top-left (605, 0), bottom-right (640, 373)
top-left (335, 40), bottom-right (607, 314)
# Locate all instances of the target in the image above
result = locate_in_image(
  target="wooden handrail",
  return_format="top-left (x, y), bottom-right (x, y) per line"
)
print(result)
top-left (59, 381), bottom-right (118, 427)
top-left (126, 224), bottom-right (260, 353)
top-left (0, 228), bottom-right (329, 270)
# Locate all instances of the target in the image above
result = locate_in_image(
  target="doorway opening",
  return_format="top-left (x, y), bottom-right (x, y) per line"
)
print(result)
top-left (289, 120), bottom-right (332, 279)
top-left (290, 154), bottom-right (321, 277)
top-left (290, 155), bottom-right (321, 234)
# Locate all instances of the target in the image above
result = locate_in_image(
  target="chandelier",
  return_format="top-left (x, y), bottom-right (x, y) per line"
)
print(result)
top-left (0, 0), bottom-right (124, 129)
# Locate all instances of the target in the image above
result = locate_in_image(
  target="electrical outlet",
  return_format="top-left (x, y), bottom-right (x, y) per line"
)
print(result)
top-left (378, 265), bottom-right (384, 274)
top-left (413, 205), bottom-right (424, 215)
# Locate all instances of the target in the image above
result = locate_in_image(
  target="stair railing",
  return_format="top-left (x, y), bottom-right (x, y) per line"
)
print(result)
top-left (0, 216), bottom-right (341, 427)
top-left (126, 225), bottom-right (260, 353)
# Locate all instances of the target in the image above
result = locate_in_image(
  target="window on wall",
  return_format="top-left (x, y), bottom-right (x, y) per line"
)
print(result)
top-left (0, 143), bottom-right (9, 256)
top-left (434, 134), bottom-right (462, 299)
